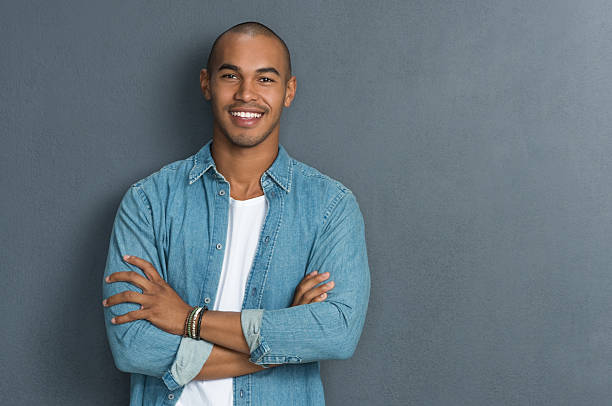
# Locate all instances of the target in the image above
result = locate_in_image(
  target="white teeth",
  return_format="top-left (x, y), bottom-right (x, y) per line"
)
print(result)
top-left (231, 111), bottom-right (262, 118)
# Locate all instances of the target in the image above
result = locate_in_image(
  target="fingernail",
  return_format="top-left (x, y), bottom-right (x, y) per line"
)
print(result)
top-left (105, 276), bottom-right (110, 283)
top-left (102, 299), bottom-right (107, 306)
top-left (123, 255), bottom-right (131, 261)
top-left (111, 317), bottom-right (116, 324)
top-left (320, 293), bottom-right (326, 298)
top-left (311, 270), bottom-right (318, 275)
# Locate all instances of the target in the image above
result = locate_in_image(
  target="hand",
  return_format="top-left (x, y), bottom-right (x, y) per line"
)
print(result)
top-left (103, 255), bottom-right (192, 335)
top-left (291, 271), bottom-right (335, 306)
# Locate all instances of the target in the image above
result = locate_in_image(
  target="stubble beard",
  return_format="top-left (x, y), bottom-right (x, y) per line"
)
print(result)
top-left (220, 124), bottom-right (275, 148)
top-left (214, 107), bottom-right (282, 148)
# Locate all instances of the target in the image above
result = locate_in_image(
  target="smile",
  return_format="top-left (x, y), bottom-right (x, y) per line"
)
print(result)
top-left (230, 111), bottom-right (262, 118)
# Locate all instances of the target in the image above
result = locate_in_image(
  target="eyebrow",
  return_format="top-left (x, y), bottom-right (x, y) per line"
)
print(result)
top-left (255, 67), bottom-right (281, 77)
top-left (218, 64), bottom-right (281, 77)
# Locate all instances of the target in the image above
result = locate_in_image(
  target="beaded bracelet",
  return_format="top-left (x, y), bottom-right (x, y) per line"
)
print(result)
top-left (183, 306), bottom-right (197, 338)
top-left (183, 306), bottom-right (208, 340)
top-left (191, 307), bottom-right (203, 339)
top-left (195, 305), bottom-right (208, 340)
top-left (183, 307), bottom-right (192, 337)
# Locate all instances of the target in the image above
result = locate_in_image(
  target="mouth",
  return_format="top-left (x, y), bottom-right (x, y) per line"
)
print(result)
top-left (229, 109), bottom-right (265, 127)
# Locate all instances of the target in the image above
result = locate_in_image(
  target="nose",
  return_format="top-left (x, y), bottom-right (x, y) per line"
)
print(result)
top-left (234, 79), bottom-right (257, 102)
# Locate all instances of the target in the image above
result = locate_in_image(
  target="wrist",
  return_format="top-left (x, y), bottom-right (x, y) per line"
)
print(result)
top-left (183, 305), bottom-right (208, 339)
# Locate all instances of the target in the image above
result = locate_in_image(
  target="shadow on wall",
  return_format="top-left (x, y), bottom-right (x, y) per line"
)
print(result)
top-left (167, 38), bottom-right (215, 149)
top-left (41, 191), bottom-right (129, 404)
top-left (52, 40), bottom-right (218, 404)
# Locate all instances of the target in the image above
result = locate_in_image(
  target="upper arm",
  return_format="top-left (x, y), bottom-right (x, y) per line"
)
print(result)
top-left (102, 185), bottom-right (180, 376)
top-left (247, 190), bottom-right (371, 364)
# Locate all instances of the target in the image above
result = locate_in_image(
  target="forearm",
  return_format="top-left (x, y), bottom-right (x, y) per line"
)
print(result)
top-left (198, 310), bottom-right (250, 354)
top-left (250, 300), bottom-right (367, 365)
top-left (193, 345), bottom-right (266, 381)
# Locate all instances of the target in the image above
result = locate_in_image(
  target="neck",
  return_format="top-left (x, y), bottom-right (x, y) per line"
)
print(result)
top-left (210, 133), bottom-right (278, 201)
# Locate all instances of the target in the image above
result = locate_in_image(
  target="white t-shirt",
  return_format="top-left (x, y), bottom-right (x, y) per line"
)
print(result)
top-left (176, 194), bottom-right (268, 406)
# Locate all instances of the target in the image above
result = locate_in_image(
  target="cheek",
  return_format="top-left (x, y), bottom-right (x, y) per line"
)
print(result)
top-left (210, 85), bottom-right (234, 104)
top-left (263, 91), bottom-right (286, 111)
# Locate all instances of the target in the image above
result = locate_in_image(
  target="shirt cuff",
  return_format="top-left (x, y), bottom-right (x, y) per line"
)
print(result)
top-left (162, 336), bottom-right (214, 390)
top-left (241, 309), bottom-right (264, 353)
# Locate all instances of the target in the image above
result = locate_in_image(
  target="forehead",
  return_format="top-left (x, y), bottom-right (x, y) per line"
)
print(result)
top-left (212, 33), bottom-right (288, 74)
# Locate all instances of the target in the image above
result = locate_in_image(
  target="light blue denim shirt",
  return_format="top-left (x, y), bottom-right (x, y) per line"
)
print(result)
top-left (102, 139), bottom-right (371, 405)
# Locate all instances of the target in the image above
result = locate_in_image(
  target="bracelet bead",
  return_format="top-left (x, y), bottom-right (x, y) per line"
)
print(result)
top-left (186, 307), bottom-right (197, 338)
top-left (191, 307), bottom-right (203, 339)
top-left (183, 307), bottom-right (195, 337)
top-left (195, 305), bottom-right (208, 340)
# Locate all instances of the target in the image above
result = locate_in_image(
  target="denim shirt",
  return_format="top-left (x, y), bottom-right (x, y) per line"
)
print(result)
top-left (102, 139), bottom-right (371, 406)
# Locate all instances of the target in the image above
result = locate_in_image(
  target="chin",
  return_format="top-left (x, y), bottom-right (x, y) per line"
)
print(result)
top-left (225, 132), bottom-right (270, 148)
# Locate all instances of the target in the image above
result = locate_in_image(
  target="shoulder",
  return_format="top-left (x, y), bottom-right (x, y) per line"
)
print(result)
top-left (289, 156), bottom-right (359, 226)
top-left (125, 153), bottom-right (196, 208)
top-left (131, 155), bottom-right (193, 188)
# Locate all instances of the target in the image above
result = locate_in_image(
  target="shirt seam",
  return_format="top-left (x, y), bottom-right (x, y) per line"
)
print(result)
top-left (131, 185), bottom-right (153, 227)
top-left (321, 188), bottom-right (352, 227)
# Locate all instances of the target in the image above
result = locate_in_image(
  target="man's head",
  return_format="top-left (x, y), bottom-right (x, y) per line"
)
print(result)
top-left (200, 22), bottom-right (296, 148)
top-left (207, 22), bottom-right (292, 80)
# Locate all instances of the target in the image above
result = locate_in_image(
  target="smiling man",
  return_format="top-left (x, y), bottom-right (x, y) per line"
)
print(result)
top-left (102, 22), bottom-right (370, 406)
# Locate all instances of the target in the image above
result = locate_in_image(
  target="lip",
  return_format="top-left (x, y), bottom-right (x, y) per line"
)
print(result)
top-left (228, 110), bottom-right (264, 128)
top-left (229, 108), bottom-right (265, 114)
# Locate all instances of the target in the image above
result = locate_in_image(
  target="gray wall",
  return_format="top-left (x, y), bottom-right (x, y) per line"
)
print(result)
top-left (2, 1), bottom-right (612, 404)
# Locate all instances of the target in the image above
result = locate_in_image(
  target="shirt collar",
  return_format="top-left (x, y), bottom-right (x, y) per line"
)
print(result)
top-left (188, 139), bottom-right (293, 193)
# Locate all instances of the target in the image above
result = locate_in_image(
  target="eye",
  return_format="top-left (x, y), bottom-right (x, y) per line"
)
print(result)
top-left (221, 73), bottom-right (238, 79)
top-left (259, 77), bottom-right (275, 83)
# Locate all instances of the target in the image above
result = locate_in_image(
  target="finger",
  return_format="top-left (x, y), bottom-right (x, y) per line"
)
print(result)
top-left (105, 271), bottom-right (152, 290)
top-left (294, 280), bottom-right (334, 306)
top-left (310, 292), bottom-right (327, 303)
top-left (292, 272), bottom-right (329, 305)
top-left (295, 272), bottom-right (330, 298)
top-left (304, 270), bottom-right (318, 279)
top-left (298, 271), bottom-right (329, 291)
top-left (103, 290), bottom-right (145, 307)
top-left (110, 309), bottom-right (147, 325)
top-left (123, 255), bottom-right (162, 282)
top-left (295, 271), bottom-right (318, 290)
top-left (291, 272), bottom-right (329, 306)
top-left (300, 280), bottom-right (335, 304)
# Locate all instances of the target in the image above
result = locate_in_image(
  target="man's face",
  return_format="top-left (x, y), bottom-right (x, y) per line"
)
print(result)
top-left (201, 33), bottom-right (296, 148)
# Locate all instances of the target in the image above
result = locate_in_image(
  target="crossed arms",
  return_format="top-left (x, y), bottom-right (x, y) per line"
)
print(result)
top-left (104, 255), bottom-right (335, 380)
top-left (102, 185), bottom-right (370, 388)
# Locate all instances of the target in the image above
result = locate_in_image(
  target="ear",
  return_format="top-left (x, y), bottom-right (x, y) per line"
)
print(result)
top-left (283, 76), bottom-right (297, 108)
top-left (200, 68), bottom-right (212, 100)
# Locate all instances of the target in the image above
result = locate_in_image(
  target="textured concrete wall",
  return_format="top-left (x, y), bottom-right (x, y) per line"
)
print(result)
top-left (3, 1), bottom-right (612, 404)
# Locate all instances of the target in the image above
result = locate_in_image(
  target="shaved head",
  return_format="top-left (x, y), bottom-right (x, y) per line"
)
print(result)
top-left (207, 21), bottom-right (292, 79)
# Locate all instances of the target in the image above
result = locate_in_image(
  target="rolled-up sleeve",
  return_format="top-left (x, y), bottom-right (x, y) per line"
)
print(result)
top-left (102, 185), bottom-right (212, 390)
top-left (241, 191), bottom-right (371, 365)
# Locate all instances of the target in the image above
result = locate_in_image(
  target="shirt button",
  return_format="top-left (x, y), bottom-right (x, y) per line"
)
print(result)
top-left (216, 243), bottom-right (223, 250)
top-left (204, 297), bottom-right (211, 304)
top-left (264, 235), bottom-right (270, 244)
top-left (239, 389), bottom-right (244, 398)
top-left (219, 190), bottom-right (225, 196)
top-left (269, 191), bottom-right (275, 197)
top-left (252, 287), bottom-right (257, 295)
top-left (168, 393), bottom-right (175, 400)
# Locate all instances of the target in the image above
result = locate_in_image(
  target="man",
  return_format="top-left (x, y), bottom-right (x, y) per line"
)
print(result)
top-left (102, 21), bottom-right (370, 405)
